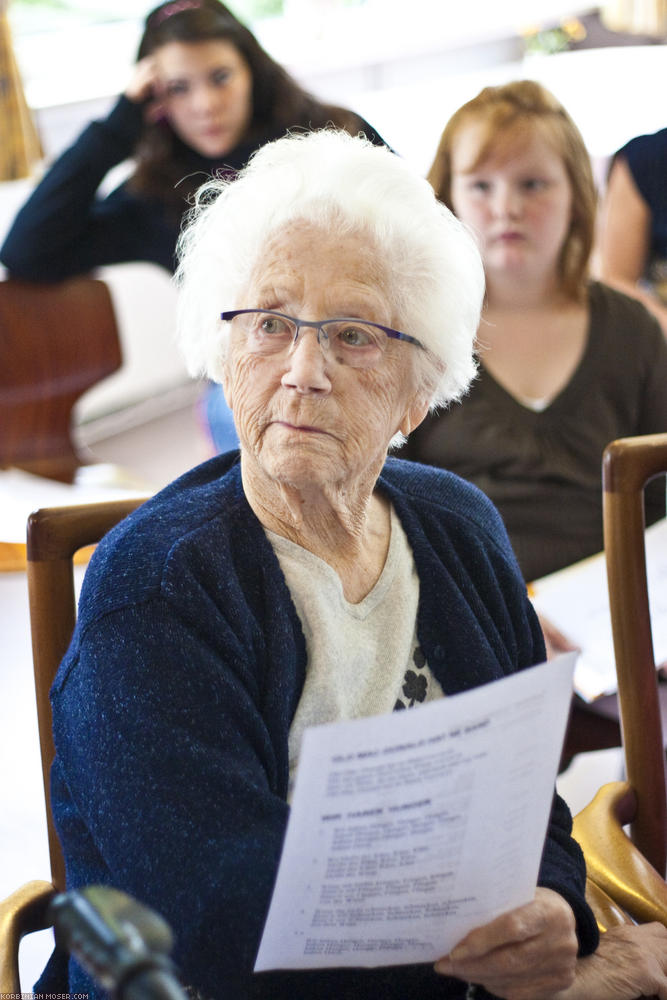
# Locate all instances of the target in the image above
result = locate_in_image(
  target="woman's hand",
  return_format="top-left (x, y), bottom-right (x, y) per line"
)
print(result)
top-left (433, 887), bottom-right (578, 999)
top-left (554, 922), bottom-right (667, 1000)
top-left (537, 612), bottom-right (580, 661)
top-left (124, 56), bottom-right (165, 120)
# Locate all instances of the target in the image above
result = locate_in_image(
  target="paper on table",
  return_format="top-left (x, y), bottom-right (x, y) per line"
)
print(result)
top-left (0, 467), bottom-right (149, 544)
top-left (254, 651), bottom-right (576, 972)
top-left (530, 518), bottom-right (667, 702)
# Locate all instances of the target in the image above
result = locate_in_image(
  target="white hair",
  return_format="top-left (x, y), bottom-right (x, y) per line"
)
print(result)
top-left (175, 129), bottom-right (484, 407)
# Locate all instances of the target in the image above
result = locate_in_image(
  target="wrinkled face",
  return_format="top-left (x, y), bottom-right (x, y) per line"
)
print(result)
top-left (220, 224), bottom-right (428, 493)
top-left (154, 39), bottom-right (253, 158)
top-left (449, 123), bottom-right (573, 284)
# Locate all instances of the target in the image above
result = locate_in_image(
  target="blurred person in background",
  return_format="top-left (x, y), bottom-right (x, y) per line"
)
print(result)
top-left (401, 80), bottom-right (667, 762)
top-left (404, 81), bottom-right (667, 589)
top-left (597, 126), bottom-right (667, 337)
top-left (0, 0), bottom-right (386, 452)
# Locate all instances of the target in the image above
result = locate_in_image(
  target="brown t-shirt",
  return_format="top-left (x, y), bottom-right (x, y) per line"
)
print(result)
top-left (402, 282), bottom-right (667, 582)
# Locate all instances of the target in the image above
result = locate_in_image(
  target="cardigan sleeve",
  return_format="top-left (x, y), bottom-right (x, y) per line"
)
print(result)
top-left (51, 595), bottom-right (290, 1000)
top-left (539, 792), bottom-right (599, 956)
top-left (0, 96), bottom-right (167, 279)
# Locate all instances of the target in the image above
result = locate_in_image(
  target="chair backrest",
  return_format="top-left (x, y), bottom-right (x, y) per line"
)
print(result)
top-left (0, 277), bottom-right (122, 482)
top-left (603, 432), bottom-right (667, 876)
top-left (26, 497), bottom-right (147, 891)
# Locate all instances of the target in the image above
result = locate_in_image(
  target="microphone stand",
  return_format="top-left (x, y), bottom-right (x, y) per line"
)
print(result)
top-left (48, 885), bottom-right (189, 1000)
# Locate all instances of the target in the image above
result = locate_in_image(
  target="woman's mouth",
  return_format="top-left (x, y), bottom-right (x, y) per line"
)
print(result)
top-left (275, 421), bottom-right (326, 434)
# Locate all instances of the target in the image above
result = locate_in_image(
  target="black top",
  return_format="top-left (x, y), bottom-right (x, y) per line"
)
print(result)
top-left (0, 96), bottom-right (386, 280)
top-left (620, 126), bottom-right (667, 267)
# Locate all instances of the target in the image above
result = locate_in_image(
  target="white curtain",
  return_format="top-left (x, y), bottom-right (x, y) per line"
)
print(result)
top-left (601, 0), bottom-right (667, 35)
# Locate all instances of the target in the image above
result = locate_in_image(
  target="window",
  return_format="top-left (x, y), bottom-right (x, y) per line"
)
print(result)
top-left (8, 0), bottom-right (296, 106)
top-left (9, 0), bottom-right (590, 110)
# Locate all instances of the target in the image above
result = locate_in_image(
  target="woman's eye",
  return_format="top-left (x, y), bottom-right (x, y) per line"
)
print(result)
top-left (211, 69), bottom-right (232, 87)
top-left (338, 326), bottom-right (372, 347)
top-left (165, 81), bottom-right (189, 97)
top-left (522, 178), bottom-right (548, 192)
top-left (469, 179), bottom-right (491, 193)
top-left (260, 316), bottom-right (288, 336)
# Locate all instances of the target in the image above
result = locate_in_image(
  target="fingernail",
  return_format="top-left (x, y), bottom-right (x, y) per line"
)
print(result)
top-left (449, 944), bottom-right (472, 962)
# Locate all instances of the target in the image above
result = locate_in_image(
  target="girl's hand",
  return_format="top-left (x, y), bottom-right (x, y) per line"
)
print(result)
top-left (124, 56), bottom-right (165, 120)
top-left (434, 887), bottom-right (578, 999)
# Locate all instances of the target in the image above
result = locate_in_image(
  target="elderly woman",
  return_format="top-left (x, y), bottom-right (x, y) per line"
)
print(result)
top-left (37, 130), bottom-right (667, 1000)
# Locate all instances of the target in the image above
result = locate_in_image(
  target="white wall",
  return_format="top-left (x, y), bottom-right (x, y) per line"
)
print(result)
top-left (349, 44), bottom-right (667, 178)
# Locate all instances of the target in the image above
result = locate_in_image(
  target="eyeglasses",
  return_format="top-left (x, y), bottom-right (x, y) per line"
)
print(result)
top-left (220, 309), bottom-right (424, 369)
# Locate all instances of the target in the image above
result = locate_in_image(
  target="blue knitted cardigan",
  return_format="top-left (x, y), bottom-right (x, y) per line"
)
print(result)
top-left (38, 453), bottom-right (598, 999)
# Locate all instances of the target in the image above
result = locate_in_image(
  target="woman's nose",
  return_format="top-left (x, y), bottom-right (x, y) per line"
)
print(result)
top-left (492, 184), bottom-right (521, 219)
top-left (193, 84), bottom-right (222, 114)
top-left (281, 329), bottom-right (332, 395)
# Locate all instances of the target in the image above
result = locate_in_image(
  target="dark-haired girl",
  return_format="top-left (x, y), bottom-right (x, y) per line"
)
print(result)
top-left (1, 0), bottom-right (385, 448)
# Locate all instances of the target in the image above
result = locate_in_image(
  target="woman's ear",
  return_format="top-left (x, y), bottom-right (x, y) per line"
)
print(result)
top-left (398, 395), bottom-right (431, 437)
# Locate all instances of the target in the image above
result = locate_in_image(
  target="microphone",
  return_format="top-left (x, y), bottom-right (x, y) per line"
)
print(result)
top-left (47, 885), bottom-right (189, 1000)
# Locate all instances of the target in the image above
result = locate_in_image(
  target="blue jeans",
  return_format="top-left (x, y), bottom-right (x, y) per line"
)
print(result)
top-left (202, 382), bottom-right (239, 453)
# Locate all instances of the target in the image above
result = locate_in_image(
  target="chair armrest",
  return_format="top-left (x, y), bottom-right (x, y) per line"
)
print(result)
top-left (574, 781), bottom-right (667, 925)
top-left (0, 880), bottom-right (56, 993)
top-left (584, 878), bottom-right (633, 932)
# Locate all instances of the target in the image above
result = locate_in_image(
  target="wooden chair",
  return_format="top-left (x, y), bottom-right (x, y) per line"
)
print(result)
top-left (0, 277), bottom-right (122, 482)
top-left (573, 432), bottom-right (667, 924)
top-left (0, 497), bottom-right (146, 993)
